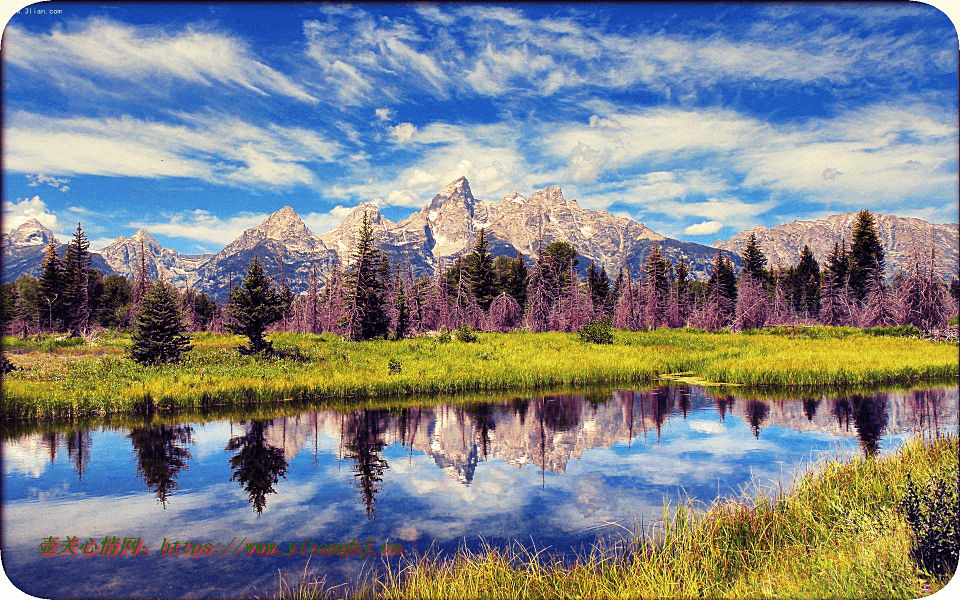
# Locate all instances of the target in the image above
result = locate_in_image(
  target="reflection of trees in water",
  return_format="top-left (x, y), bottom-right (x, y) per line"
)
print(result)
top-left (617, 390), bottom-right (642, 442)
top-left (851, 394), bottom-right (888, 456)
top-left (802, 397), bottom-right (820, 422)
top-left (510, 397), bottom-right (530, 426)
top-left (226, 420), bottom-right (288, 515)
top-left (539, 395), bottom-right (582, 433)
top-left (343, 409), bottom-right (389, 519)
top-left (833, 397), bottom-right (853, 431)
top-left (394, 406), bottom-right (423, 449)
top-left (647, 388), bottom-right (673, 439)
top-left (66, 429), bottom-right (92, 480)
top-left (745, 400), bottom-right (770, 438)
top-left (463, 403), bottom-right (495, 459)
top-left (715, 394), bottom-right (735, 422)
top-left (129, 424), bottom-right (193, 508)
top-left (676, 386), bottom-right (692, 419)
top-left (912, 388), bottom-right (946, 439)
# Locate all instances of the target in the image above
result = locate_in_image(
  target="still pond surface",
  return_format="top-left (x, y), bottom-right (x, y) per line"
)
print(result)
top-left (2, 383), bottom-right (957, 599)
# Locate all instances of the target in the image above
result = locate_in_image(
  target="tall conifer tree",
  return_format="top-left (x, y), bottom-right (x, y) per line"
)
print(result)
top-left (467, 228), bottom-right (497, 311)
top-left (63, 223), bottom-right (92, 335)
top-left (741, 232), bottom-right (768, 282)
top-left (849, 210), bottom-right (885, 303)
top-left (345, 213), bottom-right (389, 340)
top-left (36, 242), bottom-right (65, 332)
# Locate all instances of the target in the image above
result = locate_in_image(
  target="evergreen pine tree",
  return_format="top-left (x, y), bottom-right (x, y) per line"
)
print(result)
top-left (62, 223), bottom-right (92, 335)
top-left (586, 262), bottom-right (610, 317)
top-left (706, 251), bottom-right (737, 328)
top-left (226, 257), bottom-right (285, 353)
top-left (795, 245), bottom-right (821, 318)
top-left (36, 241), bottom-right (65, 332)
top-left (130, 282), bottom-right (192, 365)
top-left (675, 258), bottom-right (690, 322)
top-left (503, 253), bottom-right (528, 307)
top-left (393, 265), bottom-right (410, 339)
top-left (467, 228), bottom-right (497, 311)
top-left (849, 210), bottom-right (885, 303)
top-left (606, 267), bottom-right (624, 317)
top-left (741, 232), bottom-right (768, 282)
top-left (525, 250), bottom-right (552, 333)
top-left (345, 213), bottom-right (389, 341)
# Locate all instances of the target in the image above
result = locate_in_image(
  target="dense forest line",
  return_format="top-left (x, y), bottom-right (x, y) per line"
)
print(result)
top-left (2, 210), bottom-right (958, 361)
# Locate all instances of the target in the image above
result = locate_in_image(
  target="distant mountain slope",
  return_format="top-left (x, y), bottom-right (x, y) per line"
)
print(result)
top-left (714, 213), bottom-right (959, 282)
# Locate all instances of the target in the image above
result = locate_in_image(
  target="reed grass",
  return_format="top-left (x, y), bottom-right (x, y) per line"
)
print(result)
top-left (2, 328), bottom-right (956, 420)
top-left (270, 434), bottom-right (958, 600)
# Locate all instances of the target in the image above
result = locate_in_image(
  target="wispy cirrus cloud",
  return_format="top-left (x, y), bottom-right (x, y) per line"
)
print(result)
top-left (4, 110), bottom-right (345, 188)
top-left (3, 19), bottom-right (318, 103)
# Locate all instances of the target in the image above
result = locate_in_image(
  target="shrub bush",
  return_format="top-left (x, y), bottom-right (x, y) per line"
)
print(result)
top-left (900, 461), bottom-right (960, 580)
top-left (455, 324), bottom-right (479, 343)
top-left (578, 318), bottom-right (614, 344)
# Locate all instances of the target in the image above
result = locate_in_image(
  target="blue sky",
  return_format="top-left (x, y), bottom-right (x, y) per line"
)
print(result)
top-left (2, 2), bottom-right (958, 255)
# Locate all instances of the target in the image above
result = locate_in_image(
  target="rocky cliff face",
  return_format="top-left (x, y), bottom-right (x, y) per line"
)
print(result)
top-left (99, 230), bottom-right (209, 289)
top-left (194, 206), bottom-right (341, 300)
top-left (374, 178), bottom-right (734, 280)
top-left (715, 213), bottom-right (959, 282)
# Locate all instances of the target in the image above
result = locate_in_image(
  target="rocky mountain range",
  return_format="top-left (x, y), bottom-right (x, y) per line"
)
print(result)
top-left (715, 213), bottom-right (959, 283)
top-left (1, 219), bottom-right (114, 283)
top-left (3, 178), bottom-right (957, 299)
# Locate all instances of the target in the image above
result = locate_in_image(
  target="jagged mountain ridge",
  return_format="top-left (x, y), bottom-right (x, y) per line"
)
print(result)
top-left (5, 179), bottom-right (955, 299)
top-left (714, 213), bottom-right (959, 283)
top-left (99, 230), bottom-right (211, 289)
top-left (194, 206), bottom-right (341, 300)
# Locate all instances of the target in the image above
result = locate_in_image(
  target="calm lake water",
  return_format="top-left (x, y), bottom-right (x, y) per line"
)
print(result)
top-left (2, 383), bottom-right (957, 599)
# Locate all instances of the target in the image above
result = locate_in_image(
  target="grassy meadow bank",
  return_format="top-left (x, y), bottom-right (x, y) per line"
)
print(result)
top-left (272, 434), bottom-right (959, 600)
top-left (1, 326), bottom-right (957, 420)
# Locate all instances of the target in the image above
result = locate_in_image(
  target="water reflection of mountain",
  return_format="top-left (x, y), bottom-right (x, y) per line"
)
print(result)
top-left (258, 386), bottom-right (958, 484)
top-left (4, 386), bottom-right (956, 489)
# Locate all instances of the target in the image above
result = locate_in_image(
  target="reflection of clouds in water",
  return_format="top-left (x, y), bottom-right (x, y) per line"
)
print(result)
top-left (687, 420), bottom-right (726, 434)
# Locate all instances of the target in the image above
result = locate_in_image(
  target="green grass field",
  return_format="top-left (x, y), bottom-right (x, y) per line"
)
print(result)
top-left (271, 434), bottom-right (958, 600)
top-left (2, 327), bottom-right (957, 420)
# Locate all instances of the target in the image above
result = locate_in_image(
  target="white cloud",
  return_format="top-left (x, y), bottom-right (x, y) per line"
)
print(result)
top-left (390, 122), bottom-right (417, 143)
top-left (565, 142), bottom-right (608, 184)
top-left (1, 195), bottom-right (58, 233)
top-left (684, 221), bottom-right (724, 236)
top-left (27, 173), bottom-right (71, 190)
top-left (375, 108), bottom-right (393, 121)
top-left (4, 111), bottom-right (343, 189)
top-left (589, 115), bottom-right (621, 129)
top-left (405, 169), bottom-right (440, 188)
top-left (128, 209), bottom-right (268, 246)
top-left (4, 19), bottom-right (317, 103)
top-left (302, 205), bottom-right (361, 234)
